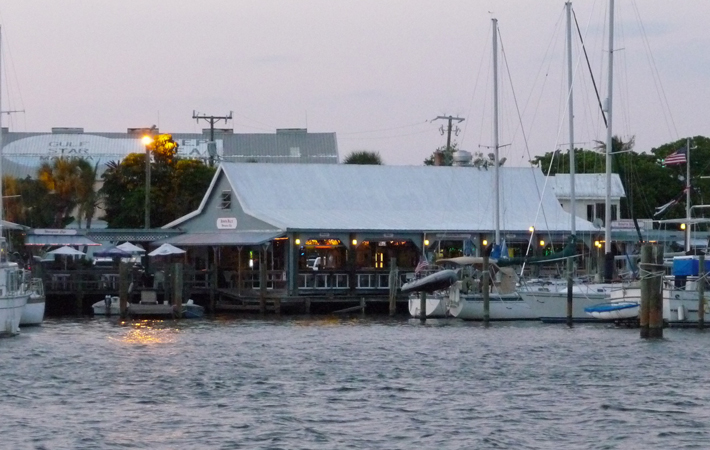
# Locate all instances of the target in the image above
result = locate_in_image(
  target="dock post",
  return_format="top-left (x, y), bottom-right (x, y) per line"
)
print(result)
top-left (210, 247), bottom-right (217, 313)
top-left (482, 255), bottom-right (490, 324)
top-left (699, 254), bottom-right (705, 330)
top-left (648, 244), bottom-right (664, 338)
top-left (419, 291), bottom-right (426, 322)
top-left (567, 258), bottom-right (574, 327)
top-left (259, 246), bottom-right (267, 314)
top-left (119, 261), bottom-right (130, 319)
top-left (173, 262), bottom-right (184, 318)
top-left (76, 268), bottom-right (84, 316)
top-left (361, 297), bottom-right (366, 317)
top-left (388, 257), bottom-right (397, 316)
top-left (305, 298), bottom-right (311, 314)
top-left (639, 244), bottom-right (651, 338)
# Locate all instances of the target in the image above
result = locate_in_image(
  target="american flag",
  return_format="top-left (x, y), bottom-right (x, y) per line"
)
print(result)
top-left (415, 257), bottom-right (429, 274)
top-left (664, 145), bottom-right (687, 165)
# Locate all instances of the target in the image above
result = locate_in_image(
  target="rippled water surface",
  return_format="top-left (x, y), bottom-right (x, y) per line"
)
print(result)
top-left (2, 316), bottom-right (710, 449)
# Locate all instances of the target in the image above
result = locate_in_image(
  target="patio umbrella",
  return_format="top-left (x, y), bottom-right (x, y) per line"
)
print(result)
top-left (117, 242), bottom-right (146, 254)
top-left (94, 246), bottom-right (132, 258)
top-left (148, 243), bottom-right (186, 256)
top-left (47, 246), bottom-right (86, 256)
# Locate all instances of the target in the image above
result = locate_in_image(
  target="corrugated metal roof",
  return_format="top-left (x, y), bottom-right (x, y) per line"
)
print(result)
top-left (220, 163), bottom-right (597, 233)
top-left (551, 173), bottom-right (626, 199)
top-left (0, 129), bottom-right (338, 179)
top-left (25, 235), bottom-right (100, 246)
top-left (160, 231), bottom-right (284, 246)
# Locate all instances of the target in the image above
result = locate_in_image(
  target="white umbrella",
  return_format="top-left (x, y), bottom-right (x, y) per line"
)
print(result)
top-left (47, 246), bottom-right (85, 256)
top-left (117, 242), bottom-right (146, 253)
top-left (148, 243), bottom-right (186, 256)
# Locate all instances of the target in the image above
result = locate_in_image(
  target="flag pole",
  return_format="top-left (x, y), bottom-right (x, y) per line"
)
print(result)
top-left (686, 137), bottom-right (691, 253)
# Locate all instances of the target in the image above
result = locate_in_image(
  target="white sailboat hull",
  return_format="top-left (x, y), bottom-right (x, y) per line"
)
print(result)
top-left (408, 295), bottom-right (448, 318)
top-left (449, 292), bottom-right (536, 320)
top-left (1, 292), bottom-right (29, 336)
top-left (20, 294), bottom-right (45, 326)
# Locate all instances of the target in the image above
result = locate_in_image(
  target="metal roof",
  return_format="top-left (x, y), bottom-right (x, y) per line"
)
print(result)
top-left (0, 128), bottom-right (338, 179)
top-left (217, 163), bottom-right (597, 233)
top-left (551, 173), bottom-right (626, 199)
top-left (159, 231), bottom-right (284, 246)
top-left (25, 235), bottom-right (100, 247)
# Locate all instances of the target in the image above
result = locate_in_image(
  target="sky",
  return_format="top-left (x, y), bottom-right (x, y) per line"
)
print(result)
top-left (0, 0), bottom-right (708, 166)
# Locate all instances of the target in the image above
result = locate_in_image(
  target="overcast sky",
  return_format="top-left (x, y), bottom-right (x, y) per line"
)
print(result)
top-left (0, 0), bottom-right (707, 165)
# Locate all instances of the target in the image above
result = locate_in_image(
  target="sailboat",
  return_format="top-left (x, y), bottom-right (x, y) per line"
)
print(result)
top-left (0, 25), bottom-right (30, 336)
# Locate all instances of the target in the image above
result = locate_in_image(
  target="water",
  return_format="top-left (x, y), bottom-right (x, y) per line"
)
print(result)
top-left (2, 316), bottom-right (710, 450)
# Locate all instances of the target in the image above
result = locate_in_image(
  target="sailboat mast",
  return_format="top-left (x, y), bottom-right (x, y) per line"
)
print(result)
top-left (0, 25), bottom-right (4, 227)
top-left (604, 0), bottom-right (615, 280)
top-left (686, 137), bottom-right (691, 252)
top-left (566, 2), bottom-right (576, 236)
top-left (492, 18), bottom-right (500, 246)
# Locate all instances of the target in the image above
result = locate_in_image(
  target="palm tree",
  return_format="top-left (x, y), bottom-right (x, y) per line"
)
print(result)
top-left (343, 151), bottom-right (383, 165)
top-left (74, 159), bottom-right (100, 229)
top-left (37, 158), bottom-right (83, 228)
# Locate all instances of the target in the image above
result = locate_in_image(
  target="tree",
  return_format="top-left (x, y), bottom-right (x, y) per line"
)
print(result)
top-left (343, 151), bottom-right (383, 165)
top-left (74, 159), bottom-right (100, 229)
top-left (37, 158), bottom-right (85, 227)
top-left (423, 142), bottom-right (458, 166)
top-left (100, 134), bottom-right (216, 228)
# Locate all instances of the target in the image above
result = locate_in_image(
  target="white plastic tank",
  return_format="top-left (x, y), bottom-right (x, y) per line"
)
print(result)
top-left (452, 150), bottom-right (472, 166)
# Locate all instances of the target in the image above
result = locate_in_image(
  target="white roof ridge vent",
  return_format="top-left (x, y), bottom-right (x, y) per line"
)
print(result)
top-left (276, 128), bottom-right (307, 134)
top-left (52, 127), bottom-right (84, 134)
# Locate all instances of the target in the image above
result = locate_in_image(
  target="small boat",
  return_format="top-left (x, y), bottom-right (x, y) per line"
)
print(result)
top-left (20, 278), bottom-right (45, 326)
top-left (92, 292), bottom-right (204, 319)
top-left (401, 269), bottom-right (458, 294)
top-left (92, 295), bottom-right (120, 316)
top-left (584, 301), bottom-right (639, 320)
top-left (408, 292), bottom-right (449, 318)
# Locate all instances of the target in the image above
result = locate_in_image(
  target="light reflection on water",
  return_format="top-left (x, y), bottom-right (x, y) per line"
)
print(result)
top-left (2, 316), bottom-right (710, 449)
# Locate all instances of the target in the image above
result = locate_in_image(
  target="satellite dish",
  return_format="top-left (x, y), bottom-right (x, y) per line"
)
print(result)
top-left (593, 218), bottom-right (603, 229)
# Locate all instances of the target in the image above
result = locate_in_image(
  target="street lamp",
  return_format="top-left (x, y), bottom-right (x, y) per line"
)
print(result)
top-left (142, 135), bottom-right (153, 229)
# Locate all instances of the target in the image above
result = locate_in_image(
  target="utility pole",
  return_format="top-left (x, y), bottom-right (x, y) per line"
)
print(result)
top-left (192, 111), bottom-right (233, 167)
top-left (432, 115), bottom-right (464, 166)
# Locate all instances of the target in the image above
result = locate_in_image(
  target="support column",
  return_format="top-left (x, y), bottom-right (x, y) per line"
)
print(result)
top-left (699, 254), bottom-right (705, 330)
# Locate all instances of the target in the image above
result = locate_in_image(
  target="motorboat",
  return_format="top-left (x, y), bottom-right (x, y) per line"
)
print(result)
top-left (92, 295), bottom-right (120, 316)
top-left (661, 256), bottom-right (710, 326)
top-left (0, 238), bottom-right (30, 336)
top-left (20, 278), bottom-right (45, 326)
top-left (93, 291), bottom-right (204, 319)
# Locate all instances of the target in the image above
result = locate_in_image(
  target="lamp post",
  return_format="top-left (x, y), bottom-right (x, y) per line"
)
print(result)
top-left (142, 135), bottom-right (153, 229)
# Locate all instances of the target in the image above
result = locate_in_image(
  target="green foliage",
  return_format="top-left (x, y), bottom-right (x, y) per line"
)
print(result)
top-left (99, 134), bottom-right (216, 228)
top-left (530, 135), bottom-right (710, 221)
top-left (343, 151), bottom-right (383, 165)
top-left (423, 143), bottom-right (458, 166)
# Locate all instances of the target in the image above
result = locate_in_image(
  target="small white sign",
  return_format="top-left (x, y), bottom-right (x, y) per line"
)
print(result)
top-left (34, 229), bottom-right (78, 235)
top-left (216, 218), bottom-right (237, 229)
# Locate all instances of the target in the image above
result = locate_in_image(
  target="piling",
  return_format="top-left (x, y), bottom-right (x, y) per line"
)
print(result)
top-left (567, 258), bottom-right (574, 327)
top-left (699, 254), bottom-right (705, 330)
top-left (388, 257), bottom-right (397, 316)
top-left (639, 245), bottom-right (651, 338)
top-left (259, 247), bottom-right (267, 314)
top-left (419, 291), bottom-right (426, 322)
top-left (119, 261), bottom-right (131, 319)
top-left (482, 255), bottom-right (490, 324)
top-left (640, 243), bottom-right (663, 338)
top-left (360, 297), bottom-right (366, 317)
top-left (76, 267), bottom-right (84, 316)
top-left (172, 262), bottom-right (183, 318)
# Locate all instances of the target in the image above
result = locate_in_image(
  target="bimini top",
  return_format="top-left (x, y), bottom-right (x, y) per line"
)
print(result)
top-left (199, 163), bottom-right (597, 233)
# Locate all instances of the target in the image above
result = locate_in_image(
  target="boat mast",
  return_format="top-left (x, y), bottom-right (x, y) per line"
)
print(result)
top-left (685, 137), bottom-right (691, 252)
top-left (492, 18), bottom-right (500, 246)
top-left (566, 2), bottom-right (575, 236)
top-left (604, 0), bottom-right (615, 281)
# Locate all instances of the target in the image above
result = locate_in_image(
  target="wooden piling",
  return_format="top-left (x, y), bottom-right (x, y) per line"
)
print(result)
top-left (172, 262), bottom-right (183, 318)
top-left (388, 257), bottom-right (397, 316)
top-left (259, 246), bottom-right (267, 314)
top-left (699, 254), bottom-right (705, 330)
top-left (482, 255), bottom-right (490, 324)
top-left (419, 291), bottom-right (426, 322)
top-left (567, 258), bottom-right (574, 327)
top-left (210, 249), bottom-right (217, 313)
top-left (119, 261), bottom-right (131, 319)
top-left (76, 267), bottom-right (84, 316)
top-left (360, 297), bottom-right (366, 317)
top-left (304, 298), bottom-right (311, 315)
top-left (648, 244), bottom-right (664, 338)
top-left (639, 245), bottom-right (651, 338)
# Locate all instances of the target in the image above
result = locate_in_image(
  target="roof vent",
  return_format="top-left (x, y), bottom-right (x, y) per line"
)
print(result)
top-left (51, 127), bottom-right (84, 134)
top-left (452, 150), bottom-right (472, 166)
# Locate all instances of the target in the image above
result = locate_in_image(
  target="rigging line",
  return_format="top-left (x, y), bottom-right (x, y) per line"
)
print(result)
top-left (460, 22), bottom-right (490, 145)
top-left (573, 8), bottom-right (607, 128)
top-left (498, 27), bottom-right (555, 245)
top-left (338, 121), bottom-right (430, 135)
top-left (338, 128), bottom-right (433, 141)
top-left (630, 0), bottom-right (678, 140)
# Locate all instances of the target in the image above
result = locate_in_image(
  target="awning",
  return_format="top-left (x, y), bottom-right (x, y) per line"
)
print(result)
top-left (2, 220), bottom-right (29, 231)
top-left (159, 231), bottom-right (285, 246)
top-left (25, 235), bottom-right (101, 247)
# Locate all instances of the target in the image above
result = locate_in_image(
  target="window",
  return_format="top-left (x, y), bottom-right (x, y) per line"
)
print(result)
top-left (611, 205), bottom-right (618, 222)
top-left (587, 205), bottom-right (594, 222)
top-left (220, 190), bottom-right (232, 209)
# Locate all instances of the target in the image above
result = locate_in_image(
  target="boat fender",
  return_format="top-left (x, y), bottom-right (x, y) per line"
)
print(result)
top-left (678, 305), bottom-right (686, 321)
top-left (461, 276), bottom-right (474, 294)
